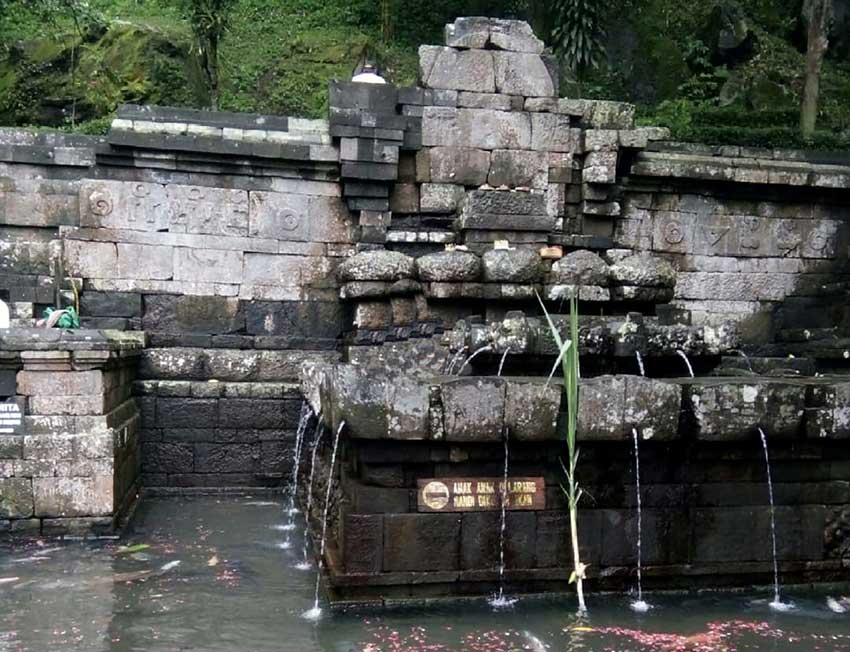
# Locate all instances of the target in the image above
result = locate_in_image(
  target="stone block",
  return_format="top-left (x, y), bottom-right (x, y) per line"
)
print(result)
top-left (219, 398), bottom-right (287, 429)
top-left (444, 16), bottom-right (491, 48)
top-left (354, 302), bottom-right (392, 329)
top-left (429, 147), bottom-right (491, 185)
top-left (550, 250), bottom-right (610, 286)
top-left (624, 376), bottom-right (681, 441)
top-left (29, 394), bottom-right (104, 416)
top-left (338, 250), bottom-right (415, 281)
top-left (79, 291), bottom-right (142, 317)
top-left (142, 295), bottom-right (244, 334)
top-left (64, 240), bottom-right (118, 279)
top-left (383, 513), bottom-right (461, 571)
top-left (583, 152), bottom-right (618, 184)
top-left (343, 513), bottom-right (384, 573)
top-left (33, 476), bottom-right (112, 517)
top-left (194, 443), bottom-right (257, 473)
top-left (4, 191), bottom-right (78, 228)
top-left (481, 248), bottom-right (542, 282)
top-left (419, 46), bottom-right (495, 93)
top-left (492, 51), bottom-right (555, 97)
top-left (457, 92), bottom-right (516, 111)
top-left (116, 243), bottom-right (173, 280)
top-left (487, 149), bottom-right (548, 189)
top-left (17, 370), bottom-right (104, 397)
top-left (587, 100), bottom-right (635, 129)
top-left (389, 182), bottom-right (419, 213)
top-left (689, 382), bottom-right (806, 440)
top-left (244, 301), bottom-right (343, 339)
top-left (530, 113), bottom-right (578, 152)
top-left (441, 377), bottom-right (506, 441)
top-left (422, 107), bottom-right (531, 149)
top-left (420, 183), bottom-right (466, 213)
top-left (156, 398), bottom-right (218, 429)
top-left (142, 442), bottom-right (194, 473)
top-left (331, 365), bottom-right (388, 438)
top-left (505, 381), bottom-right (561, 440)
top-left (386, 376), bottom-right (430, 439)
top-left (577, 375), bottom-right (626, 440)
top-left (416, 250), bottom-right (481, 282)
top-left (0, 478), bottom-right (34, 518)
top-left (173, 248), bottom-right (242, 284)
top-left (490, 19), bottom-right (545, 53)
top-left (242, 253), bottom-right (304, 287)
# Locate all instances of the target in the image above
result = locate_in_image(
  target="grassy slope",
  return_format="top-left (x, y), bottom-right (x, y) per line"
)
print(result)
top-left (1, 0), bottom-right (848, 148)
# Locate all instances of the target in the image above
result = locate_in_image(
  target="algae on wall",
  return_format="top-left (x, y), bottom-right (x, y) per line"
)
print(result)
top-left (0, 20), bottom-right (204, 129)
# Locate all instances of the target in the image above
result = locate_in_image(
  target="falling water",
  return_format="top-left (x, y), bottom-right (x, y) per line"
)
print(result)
top-left (630, 427), bottom-right (650, 613)
top-left (296, 421), bottom-right (326, 571)
top-left (757, 427), bottom-right (792, 611)
top-left (489, 433), bottom-right (517, 608)
top-left (456, 345), bottom-right (492, 375)
top-left (445, 346), bottom-right (468, 375)
top-left (287, 403), bottom-right (313, 516)
top-left (302, 420), bottom-right (345, 621)
top-left (277, 403), bottom-right (312, 547)
top-left (731, 349), bottom-right (755, 373)
top-left (497, 347), bottom-right (511, 377)
top-left (676, 350), bottom-right (695, 378)
top-left (635, 351), bottom-right (645, 377)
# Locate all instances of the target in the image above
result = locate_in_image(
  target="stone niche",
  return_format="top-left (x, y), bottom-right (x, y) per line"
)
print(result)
top-left (0, 329), bottom-right (144, 536)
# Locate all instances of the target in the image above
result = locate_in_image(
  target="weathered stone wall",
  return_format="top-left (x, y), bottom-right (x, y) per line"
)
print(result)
top-left (1, 110), bottom-right (345, 488)
top-left (0, 330), bottom-right (142, 535)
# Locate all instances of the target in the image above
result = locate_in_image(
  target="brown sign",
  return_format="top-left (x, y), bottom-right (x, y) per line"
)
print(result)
top-left (417, 477), bottom-right (545, 512)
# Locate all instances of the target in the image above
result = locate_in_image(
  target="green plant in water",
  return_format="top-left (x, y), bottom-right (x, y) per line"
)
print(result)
top-left (537, 293), bottom-right (586, 612)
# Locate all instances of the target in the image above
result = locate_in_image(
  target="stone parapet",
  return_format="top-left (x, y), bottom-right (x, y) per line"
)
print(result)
top-left (0, 329), bottom-right (143, 536)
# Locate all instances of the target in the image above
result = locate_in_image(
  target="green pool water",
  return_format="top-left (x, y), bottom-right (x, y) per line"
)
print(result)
top-left (2, 496), bottom-right (849, 652)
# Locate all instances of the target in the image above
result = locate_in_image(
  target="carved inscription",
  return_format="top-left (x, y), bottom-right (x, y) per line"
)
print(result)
top-left (653, 211), bottom-right (842, 259)
top-left (80, 180), bottom-right (248, 236)
top-left (417, 477), bottom-right (545, 512)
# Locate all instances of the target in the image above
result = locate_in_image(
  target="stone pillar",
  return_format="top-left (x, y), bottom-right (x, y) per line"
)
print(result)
top-left (0, 329), bottom-right (144, 536)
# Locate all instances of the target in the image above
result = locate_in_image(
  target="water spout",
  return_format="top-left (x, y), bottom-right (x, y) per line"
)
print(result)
top-left (445, 346), bottom-right (468, 375)
top-left (489, 431), bottom-right (517, 609)
top-left (757, 427), bottom-right (793, 611)
top-left (731, 349), bottom-right (755, 373)
top-left (676, 350), bottom-right (695, 378)
top-left (635, 351), bottom-right (645, 377)
top-left (629, 427), bottom-right (650, 613)
top-left (497, 347), bottom-right (512, 377)
top-left (296, 420), bottom-right (325, 571)
top-left (302, 420), bottom-right (345, 621)
top-left (287, 403), bottom-right (313, 516)
top-left (456, 345), bottom-right (492, 376)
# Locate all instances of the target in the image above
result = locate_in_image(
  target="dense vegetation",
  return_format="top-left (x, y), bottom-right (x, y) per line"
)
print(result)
top-left (1, 0), bottom-right (849, 148)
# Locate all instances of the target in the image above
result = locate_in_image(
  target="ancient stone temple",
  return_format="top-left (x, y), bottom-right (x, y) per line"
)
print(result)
top-left (2, 17), bottom-right (850, 601)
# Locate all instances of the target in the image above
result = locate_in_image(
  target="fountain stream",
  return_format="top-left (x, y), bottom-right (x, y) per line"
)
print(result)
top-left (287, 403), bottom-right (313, 516)
top-left (445, 346), bottom-right (468, 375)
top-left (757, 427), bottom-right (792, 611)
top-left (489, 432), bottom-right (517, 608)
top-left (302, 421), bottom-right (345, 621)
top-left (296, 420), bottom-right (325, 570)
top-left (676, 350), bottom-right (695, 378)
top-left (497, 347), bottom-right (511, 377)
top-left (635, 351), bottom-right (645, 377)
top-left (630, 427), bottom-right (649, 612)
top-left (456, 345), bottom-right (493, 375)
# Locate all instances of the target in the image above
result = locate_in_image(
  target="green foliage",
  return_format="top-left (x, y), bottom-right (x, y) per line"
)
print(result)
top-left (538, 293), bottom-right (586, 611)
top-left (551, 0), bottom-right (606, 74)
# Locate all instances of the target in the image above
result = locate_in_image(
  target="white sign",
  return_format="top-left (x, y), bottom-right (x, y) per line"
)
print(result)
top-left (0, 299), bottom-right (8, 329)
top-left (0, 401), bottom-right (23, 434)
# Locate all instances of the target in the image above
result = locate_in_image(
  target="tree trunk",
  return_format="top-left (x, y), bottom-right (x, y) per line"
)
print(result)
top-left (206, 33), bottom-right (219, 111)
top-left (801, 0), bottom-right (833, 140)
